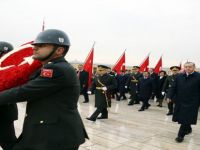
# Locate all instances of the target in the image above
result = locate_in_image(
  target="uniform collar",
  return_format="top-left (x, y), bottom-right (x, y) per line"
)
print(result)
top-left (48, 56), bottom-right (66, 64)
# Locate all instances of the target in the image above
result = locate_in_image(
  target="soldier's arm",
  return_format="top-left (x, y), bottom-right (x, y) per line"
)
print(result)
top-left (0, 64), bottom-right (65, 105)
top-left (166, 77), bottom-right (177, 99)
top-left (125, 76), bottom-right (131, 87)
top-left (106, 77), bottom-right (117, 91)
top-left (90, 78), bottom-right (96, 92)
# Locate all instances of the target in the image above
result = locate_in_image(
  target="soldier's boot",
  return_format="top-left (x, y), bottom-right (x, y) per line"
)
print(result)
top-left (97, 109), bottom-right (108, 119)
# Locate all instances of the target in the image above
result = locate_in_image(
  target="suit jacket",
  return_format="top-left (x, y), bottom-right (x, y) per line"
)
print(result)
top-left (0, 57), bottom-right (88, 150)
top-left (78, 70), bottom-right (89, 92)
top-left (167, 72), bottom-right (200, 125)
top-left (138, 77), bottom-right (155, 100)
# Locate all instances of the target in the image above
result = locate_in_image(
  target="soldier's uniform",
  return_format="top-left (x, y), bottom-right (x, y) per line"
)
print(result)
top-left (162, 66), bottom-right (180, 115)
top-left (0, 29), bottom-right (89, 150)
top-left (0, 41), bottom-right (18, 150)
top-left (87, 65), bottom-right (117, 121)
top-left (126, 66), bottom-right (142, 105)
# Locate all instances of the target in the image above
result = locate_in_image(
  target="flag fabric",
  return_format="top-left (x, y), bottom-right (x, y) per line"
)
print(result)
top-left (112, 51), bottom-right (126, 74)
top-left (0, 43), bottom-right (42, 91)
top-left (83, 47), bottom-right (94, 88)
top-left (154, 56), bottom-right (162, 74)
top-left (139, 54), bottom-right (149, 72)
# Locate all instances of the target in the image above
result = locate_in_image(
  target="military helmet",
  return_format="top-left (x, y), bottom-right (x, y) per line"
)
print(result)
top-left (0, 41), bottom-right (14, 55)
top-left (32, 29), bottom-right (70, 46)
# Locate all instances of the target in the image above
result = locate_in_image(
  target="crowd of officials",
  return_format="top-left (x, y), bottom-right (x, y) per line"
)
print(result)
top-left (77, 62), bottom-right (200, 143)
top-left (0, 28), bottom-right (199, 150)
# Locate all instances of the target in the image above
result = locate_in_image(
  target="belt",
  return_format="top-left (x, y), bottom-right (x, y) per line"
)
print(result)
top-left (96, 87), bottom-right (103, 90)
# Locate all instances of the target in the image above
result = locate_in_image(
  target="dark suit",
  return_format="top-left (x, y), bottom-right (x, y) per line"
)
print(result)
top-left (78, 70), bottom-right (89, 102)
top-left (117, 74), bottom-right (128, 100)
top-left (138, 77), bottom-right (155, 110)
top-left (0, 57), bottom-right (88, 150)
top-left (150, 73), bottom-right (158, 99)
top-left (156, 76), bottom-right (167, 100)
top-left (167, 72), bottom-right (200, 138)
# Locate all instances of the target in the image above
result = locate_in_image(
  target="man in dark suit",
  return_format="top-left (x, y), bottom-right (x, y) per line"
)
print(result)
top-left (162, 66), bottom-right (180, 115)
top-left (126, 66), bottom-right (142, 105)
top-left (77, 64), bottom-right (89, 103)
top-left (137, 71), bottom-right (155, 111)
top-left (167, 62), bottom-right (200, 143)
top-left (0, 29), bottom-right (88, 150)
top-left (0, 41), bottom-right (18, 150)
top-left (148, 68), bottom-right (158, 100)
top-left (86, 65), bottom-right (117, 121)
top-left (156, 70), bottom-right (167, 107)
top-left (117, 70), bottom-right (128, 101)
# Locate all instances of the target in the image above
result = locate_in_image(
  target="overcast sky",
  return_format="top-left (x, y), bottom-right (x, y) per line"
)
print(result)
top-left (1, 0), bottom-right (200, 67)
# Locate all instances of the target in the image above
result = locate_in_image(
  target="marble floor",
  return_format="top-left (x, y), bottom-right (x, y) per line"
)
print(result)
top-left (2, 95), bottom-right (200, 150)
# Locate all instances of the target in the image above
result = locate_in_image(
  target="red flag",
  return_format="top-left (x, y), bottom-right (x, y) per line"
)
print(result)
top-left (139, 54), bottom-right (150, 72)
top-left (154, 56), bottom-right (162, 74)
top-left (112, 51), bottom-right (126, 74)
top-left (83, 46), bottom-right (94, 88)
top-left (0, 43), bottom-right (42, 91)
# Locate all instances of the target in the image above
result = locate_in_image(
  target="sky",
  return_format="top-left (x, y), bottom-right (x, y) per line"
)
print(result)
top-left (0, 0), bottom-right (200, 67)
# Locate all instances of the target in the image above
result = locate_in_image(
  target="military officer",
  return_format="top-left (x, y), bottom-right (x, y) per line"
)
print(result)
top-left (126, 66), bottom-right (142, 105)
top-left (0, 41), bottom-right (18, 150)
top-left (86, 65), bottom-right (117, 121)
top-left (162, 66), bottom-right (180, 115)
top-left (0, 29), bottom-right (88, 150)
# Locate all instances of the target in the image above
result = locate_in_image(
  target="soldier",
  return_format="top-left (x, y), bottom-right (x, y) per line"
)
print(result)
top-left (77, 64), bottom-right (89, 103)
top-left (0, 41), bottom-right (18, 150)
top-left (0, 29), bottom-right (88, 150)
top-left (167, 62), bottom-right (200, 143)
top-left (138, 71), bottom-right (155, 111)
top-left (162, 66), bottom-right (180, 115)
top-left (86, 65), bottom-right (117, 121)
top-left (126, 66), bottom-right (142, 105)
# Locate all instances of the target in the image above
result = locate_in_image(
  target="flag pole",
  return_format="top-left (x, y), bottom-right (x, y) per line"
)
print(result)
top-left (42, 18), bottom-right (45, 31)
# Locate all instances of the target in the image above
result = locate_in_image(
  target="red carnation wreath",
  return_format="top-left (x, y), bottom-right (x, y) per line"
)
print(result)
top-left (0, 43), bottom-right (42, 91)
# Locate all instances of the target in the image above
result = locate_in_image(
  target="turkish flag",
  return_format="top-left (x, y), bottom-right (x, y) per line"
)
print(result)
top-left (154, 56), bottom-right (162, 74)
top-left (83, 48), bottom-right (94, 88)
top-left (0, 42), bottom-right (42, 91)
top-left (112, 51), bottom-right (125, 74)
top-left (139, 54), bottom-right (149, 72)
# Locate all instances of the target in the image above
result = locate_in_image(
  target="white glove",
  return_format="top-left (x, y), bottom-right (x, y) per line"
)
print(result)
top-left (87, 91), bottom-right (92, 94)
top-left (125, 86), bottom-right (128, 89)
top-left (102, 87), bottom-right (107, 91)
top-left (161, 92), bottom-right (165, 96)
